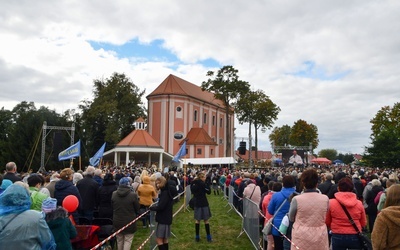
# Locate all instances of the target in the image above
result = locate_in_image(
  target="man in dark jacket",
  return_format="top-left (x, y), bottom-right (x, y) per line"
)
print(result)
top-left (76, 166), bottom-right (99, 223)
top-left (318, 173), bottom-right (333, 196)
top-left (3, 162), bottom-right (22, 183)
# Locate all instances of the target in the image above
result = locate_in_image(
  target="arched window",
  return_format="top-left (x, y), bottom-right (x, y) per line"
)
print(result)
top-left (194, 110), bottom-right (198, 121)
top-left (203, 113), bottom-right (207, 124)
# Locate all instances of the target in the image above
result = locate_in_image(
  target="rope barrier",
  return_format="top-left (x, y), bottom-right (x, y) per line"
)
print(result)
top-left (90, 190), bottom-right (186, 250)
top-left (136, 230), bottom-right (155, 250)
top-left (258, 210), bottom-right (300, 250)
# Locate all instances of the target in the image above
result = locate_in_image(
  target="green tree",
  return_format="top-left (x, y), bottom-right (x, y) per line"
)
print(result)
top-left (318, 148), bottom-right (338, 160)
top-left (337, 153), bottom-right (355, 164)
top-left (269, 125), bottom-right (292, 148)
top-left (0, 107), bottom-right (13, 168)
top-left (364, 102), bottom-right (400, 168)
top-left (290, 119), bottom-right (319, 150)
top-left (79, 72), bottom-right (146, 159)
top-left (202, 66), bottom-right (251, 157)
top-left (1, 102), bottom-right (69, 172)
top-left (236, 89), bottom-right (280, 160)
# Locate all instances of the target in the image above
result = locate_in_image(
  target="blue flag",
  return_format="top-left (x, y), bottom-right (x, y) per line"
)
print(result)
top-left (172, 140), bottom-right (187, 162)
top-left (58, 140), bottom-right (81, 161)
top-left (89, 142), bottom-right (106, 167)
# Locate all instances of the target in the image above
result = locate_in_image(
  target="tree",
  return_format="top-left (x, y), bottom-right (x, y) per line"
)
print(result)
top-left (79, 72), bottom-right (146, 159)
top-left (318, 149), bottom-right (338, 161)
top-left (201, 66), bottom-right (250, 157)
top-left (0, 102), bottom-right (70, 172)
top-left (269, 125), bottom-right (292, 148)
top-left (337, 153), bottom-right (356, 164)
top-left (364, 102), bottom-right (400, 168)
top-left (269, 120), bottom-right (319, 153)
top-left (290, 119), bottom-right (319, 150)
top-left (236, 89), bottom-right (280, 160)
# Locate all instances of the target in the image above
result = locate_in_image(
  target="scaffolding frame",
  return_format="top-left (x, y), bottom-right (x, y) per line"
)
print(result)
top-left (39, 121), bottom-right (75, 172)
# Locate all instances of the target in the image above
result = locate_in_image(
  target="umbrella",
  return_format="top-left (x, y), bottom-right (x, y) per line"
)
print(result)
top-left (333, 159), bottom-right (343, 164)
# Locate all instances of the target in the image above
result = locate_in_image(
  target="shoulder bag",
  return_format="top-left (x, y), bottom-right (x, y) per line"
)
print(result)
top-left (338, 202), bottom-right (372, 250)
top-left (262, 197), bottom-right (287, 236)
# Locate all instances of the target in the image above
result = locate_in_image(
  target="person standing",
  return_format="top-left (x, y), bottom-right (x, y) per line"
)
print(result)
top-left (372, 184), bottom-right (400, 249)
top-left (28, 174), bottom-right (50, 211)
top-left (76, 166), bottom-right (99, 223)
top-left (191, 171), bottom-right (212, 242)
top-left (149, 176), bottom-right (176, 250)
top-left (268, 175), bottom-right (296, 250)
top-left (42, 197), bottom-right (77, 250)
top-left (0, 184), bottom-right (56, 250)
top-left (112, 177), bottom-right (140, 250)
top-left (326, 177), bottom-right (367, 250)
top-left (137, 175), bottom-right (158, 228)
top-left (3, 162), bottom-right (22, 183)
top-left (288, 168), bottom-right (329, 250)
top-left (54, 168), bottom-right (82, 223)
top-left (97, 173), bottom-right (117, 219)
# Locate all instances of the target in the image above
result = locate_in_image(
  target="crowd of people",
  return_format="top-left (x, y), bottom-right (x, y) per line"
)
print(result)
top-left (1, 158), bottom-right (400, 250)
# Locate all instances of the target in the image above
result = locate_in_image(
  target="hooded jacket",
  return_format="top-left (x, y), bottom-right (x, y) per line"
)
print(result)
top-left (268, 186), bottom-right (296, 236)
top-left (326, 191), bottom-right (366, 234)
top-left (54, 179), bottom-right (82, 209)
top-left (371, 206), bottom-right (400, 250)
top-left (111, 185), bottom-right (140, 234)
top-left (45, 208), bottom-right (77, 250)
top-left (137, 176), bottom-right (157, 206)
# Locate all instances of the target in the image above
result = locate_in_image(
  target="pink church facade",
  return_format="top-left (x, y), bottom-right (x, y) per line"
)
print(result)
top-left (146, 74), bottom-right (235, 159)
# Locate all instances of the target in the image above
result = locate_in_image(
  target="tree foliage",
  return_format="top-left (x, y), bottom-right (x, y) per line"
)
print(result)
top-left (0, 102), bottom-right (70, 173)
top-left (269, 120), bottom-right (319, 152)
top-left (364, 102), bottom-right (400, 168)
top-left (318, 148), bottom-right (338, 161)
top-left (201, 66), bottom-right (250, 157)
top-left (236, 89), bottom-right (280, 160)
top-left (79, 72), bottom-right (146, 158)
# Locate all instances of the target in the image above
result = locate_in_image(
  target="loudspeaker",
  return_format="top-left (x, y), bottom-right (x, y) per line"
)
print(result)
top-left (238, 141), bottom-right (246, 155)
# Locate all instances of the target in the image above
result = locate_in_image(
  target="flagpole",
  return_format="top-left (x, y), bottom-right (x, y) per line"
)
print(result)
top-left (79, 156), bottom-right (81, 171)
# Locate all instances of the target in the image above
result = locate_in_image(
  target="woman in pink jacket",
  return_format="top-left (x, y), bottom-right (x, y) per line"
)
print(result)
top-left (326, 177), bottom-right (367, 250)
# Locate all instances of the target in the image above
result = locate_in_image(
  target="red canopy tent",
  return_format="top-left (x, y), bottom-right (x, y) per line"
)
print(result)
top-left (311, 157), bottom-right (332, 164)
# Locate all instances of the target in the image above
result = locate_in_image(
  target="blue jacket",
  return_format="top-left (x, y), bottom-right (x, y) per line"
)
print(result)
top-left (268, 187), bottom-right (296, 236)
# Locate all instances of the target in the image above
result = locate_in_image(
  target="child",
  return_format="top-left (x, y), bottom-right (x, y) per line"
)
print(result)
top-left (42, 197), bottom-right (77, 250)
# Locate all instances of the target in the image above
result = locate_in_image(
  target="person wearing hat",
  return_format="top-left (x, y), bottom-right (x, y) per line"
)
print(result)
top-left (112, 177), bottom-right (140, 250)
top-left (42, 197), bottom-right (77, 250)
top-left (0, 184), bottom-right (56, 249)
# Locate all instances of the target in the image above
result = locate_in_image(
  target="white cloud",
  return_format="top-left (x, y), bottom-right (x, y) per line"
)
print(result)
top-left (1, 0), bottom-right (399, 154)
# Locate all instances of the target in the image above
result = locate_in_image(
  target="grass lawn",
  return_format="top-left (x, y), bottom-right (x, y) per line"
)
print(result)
top-left (132, 192), bottom-right (255, 249)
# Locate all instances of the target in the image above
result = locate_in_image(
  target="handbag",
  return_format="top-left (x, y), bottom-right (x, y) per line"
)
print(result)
top-left (338, 202), bottom-right (372, 250)
top-left (262, 197), bottom-right (288, 236)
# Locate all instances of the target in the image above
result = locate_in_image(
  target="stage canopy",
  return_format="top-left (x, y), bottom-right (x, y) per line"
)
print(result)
top-left (311, 157), bottom-right (332, 164)
top-left (182, 157), bottom-right (237, 166)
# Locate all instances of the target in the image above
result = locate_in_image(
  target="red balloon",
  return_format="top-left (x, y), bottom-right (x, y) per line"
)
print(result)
top-left (62, 195), bottom-right (79, 213)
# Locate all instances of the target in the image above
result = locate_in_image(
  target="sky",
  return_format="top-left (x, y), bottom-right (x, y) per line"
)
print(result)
top-left (1, 0), bottom-right (399, 155)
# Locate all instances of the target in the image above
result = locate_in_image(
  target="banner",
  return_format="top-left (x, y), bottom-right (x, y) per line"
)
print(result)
top-left (58, 140), bottom-right (81, 161)
top-left (89, 142), bottom-right (106, 167)
top-left (172, 140), bottom-right (187, 162)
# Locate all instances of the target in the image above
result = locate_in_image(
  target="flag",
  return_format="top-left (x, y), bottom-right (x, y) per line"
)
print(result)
top-left (172, 140), bottom-right (187, 162)
top-left (58, 140), bottom-right (81, 161)
top-left (89, 142), bottom-right (106, 167)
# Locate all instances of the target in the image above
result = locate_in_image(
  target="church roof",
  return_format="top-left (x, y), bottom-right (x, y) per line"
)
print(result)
top-left (184, 128), bottom-right (217, 146)
top-left (147, 74), bottom-right (225, 108)
top-left (117, 129), bottom-right (162, 148)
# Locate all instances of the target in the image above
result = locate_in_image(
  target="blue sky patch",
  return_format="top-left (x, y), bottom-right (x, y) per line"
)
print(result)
top-left (89, 39), bottom-right (221, 68)
top-left (289, 60), bottom-right (349, 81)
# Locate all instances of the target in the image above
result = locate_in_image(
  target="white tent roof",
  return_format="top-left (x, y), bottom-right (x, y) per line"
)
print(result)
top-left (182, 157), bottom-right (237, 165)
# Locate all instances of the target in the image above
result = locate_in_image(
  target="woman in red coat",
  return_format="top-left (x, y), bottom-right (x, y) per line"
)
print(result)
top-left (326, 177), bottom-right (367, 250)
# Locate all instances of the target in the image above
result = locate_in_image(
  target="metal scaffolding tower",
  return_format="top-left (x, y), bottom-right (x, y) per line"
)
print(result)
top-left (39, 121), bottom-right (75, 172)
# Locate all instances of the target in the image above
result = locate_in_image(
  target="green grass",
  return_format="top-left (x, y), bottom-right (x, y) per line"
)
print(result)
top-left (132, 193), bottom-right (254, 249)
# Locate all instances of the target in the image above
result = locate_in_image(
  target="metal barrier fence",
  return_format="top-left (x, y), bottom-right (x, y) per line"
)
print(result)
top-left (241, 198), bottom-right (261, 249)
